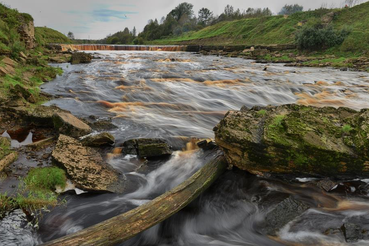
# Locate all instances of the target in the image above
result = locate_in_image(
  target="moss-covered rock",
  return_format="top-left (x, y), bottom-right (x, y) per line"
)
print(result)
top-left (70, 52), bottom-right (92, 64)
top-left (122, 138), bottom-right (172, 158)
top-left (214, 104), bottom-right (369, 177)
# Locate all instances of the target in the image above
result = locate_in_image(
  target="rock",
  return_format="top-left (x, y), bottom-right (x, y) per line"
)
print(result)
top-left (122, 138), bottom-right (172, 158)
top-left (261, 197), bottom-right (309, 236)
top-left (214, 105), bottom-right (369, 177)
top-left (341, 223), bottom-right (364, 243)
top-left (27, 105), bottom-right (66, 127)
top-left (53, 112), bottom-right (92, 138)
top-left (70, 52), bottom-right (92, 64)
top-left (26, 137), bottom-right (55, 150)
top-left (0, 64), bottom-right (15, 76)
top-left (19, 52), bottom-right (27, 59)
top-left (81, 132), bottom-right (115, 147)
top-left (88, 119), bottom-right (117, 131)
top-left (9, 84), bottom-right (32, 102)
top-left (317, 179), bottom-right (337, 192)
top-left (52, 134), bottom-right (125, 193)
top-left (197, 140), bottom-right (217, 151)
top-left (18, 20), bottom-right (36, 49)
top-left (1, 57), bottom-right (17, 67)
top-left (252, 49), bottom-right (269, 57)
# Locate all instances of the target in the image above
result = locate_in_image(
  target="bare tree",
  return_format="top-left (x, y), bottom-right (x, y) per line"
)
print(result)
top-left (345, 0), bottom-right (363, 7)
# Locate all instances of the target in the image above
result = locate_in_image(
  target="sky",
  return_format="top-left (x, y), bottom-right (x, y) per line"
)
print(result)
top-left (2, 0), bottom-right (366, 39)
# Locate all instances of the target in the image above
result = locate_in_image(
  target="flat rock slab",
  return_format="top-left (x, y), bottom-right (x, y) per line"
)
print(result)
top-left (53, 112), bottom-right (92, 138)
top-left (52, 135), bottom-right (125, 193)
top-left (214, 104), bottom-right (369, 177)
top-left (122, 138), bottom-right (172, 158)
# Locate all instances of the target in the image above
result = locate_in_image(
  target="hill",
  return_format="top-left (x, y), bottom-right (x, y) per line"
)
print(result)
top-left (153, 2), bottom-right (369, 54)
top-left (35, 27), bottom-right (71, 45)
top-left (0, 3), bottom-right (69, 104)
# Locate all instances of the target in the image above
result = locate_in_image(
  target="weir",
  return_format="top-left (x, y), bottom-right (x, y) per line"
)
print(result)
top-left (51, 44), bottom-right (188, 52)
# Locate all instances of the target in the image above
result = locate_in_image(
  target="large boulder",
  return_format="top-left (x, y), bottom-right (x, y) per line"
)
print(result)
top-left (214, 105), bottom-right (369, 177)
top-left (122, 138), bottom-right (172, 158)
top-left (70, 52), bottom-right (92, 64)
top-left (52, 135), bottom-right (125, 193)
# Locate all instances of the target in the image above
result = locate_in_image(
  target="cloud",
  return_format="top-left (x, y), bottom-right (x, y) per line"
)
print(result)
top-left (93, 9), bottom-right (138, 22)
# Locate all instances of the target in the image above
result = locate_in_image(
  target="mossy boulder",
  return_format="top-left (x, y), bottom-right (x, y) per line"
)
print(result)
top-left (122, 138), bottom-right (172, 158)
top-left (70, 52), bottom-right (92, 64)
top-left (214, 104), bottom-right (369, 177)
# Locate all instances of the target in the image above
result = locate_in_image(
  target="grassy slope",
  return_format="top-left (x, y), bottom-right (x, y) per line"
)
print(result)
top-left (153, 2), bottom-right (369, 54)
top-left (35, 27), bottom-right (71, 45)
top-left (0, 4), bottom-right (66, 103)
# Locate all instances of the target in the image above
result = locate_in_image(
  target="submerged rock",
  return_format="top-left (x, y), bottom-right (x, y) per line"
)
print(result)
top-left (261, 196), bottom-right (310, 236)
top-left (52, 135), bottom-right (125, 193)
top-left (81, 132), bottom-right (115, 147)
top-left (341, 223), bottom-right (369, 243)
top-left (122, 138), bottom-right (172, 158)
top-left (70, 52), bottom-right (92, 64)
top-left (214, 104), bottom-right (369, 177)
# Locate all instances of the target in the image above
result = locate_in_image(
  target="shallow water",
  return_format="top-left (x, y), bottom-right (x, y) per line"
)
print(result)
top-left (9, 51), bottom-right (369, 245)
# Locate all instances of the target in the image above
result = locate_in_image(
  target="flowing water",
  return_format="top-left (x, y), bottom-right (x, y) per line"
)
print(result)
top-left (5, 50), bottom-right (369, 245)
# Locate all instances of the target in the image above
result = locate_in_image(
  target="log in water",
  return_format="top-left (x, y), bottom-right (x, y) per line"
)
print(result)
top-left (42, 155), bottom-right (227, 246)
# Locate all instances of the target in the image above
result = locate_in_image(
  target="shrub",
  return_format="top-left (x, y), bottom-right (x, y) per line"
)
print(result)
top-left (295, 22), bottom-right (350, 51)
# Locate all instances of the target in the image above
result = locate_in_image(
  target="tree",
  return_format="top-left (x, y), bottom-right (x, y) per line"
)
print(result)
top-left (198, 8), bottom-right (213, 26)
top-left (132, 26), bottom-right (137, 37)
top-left (345, 0), bottom-right (363, 7)
top-left (67, 31), bottom-right (75, 40)
top-left (278, 4), bottom-right (303, 15)
top-left (170, 2), bottom-right (194, 21)
top-left (224, 5), bottom-right (234, 17)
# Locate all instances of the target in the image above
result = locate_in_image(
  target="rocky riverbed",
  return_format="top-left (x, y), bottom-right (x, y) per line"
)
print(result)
top-left (1, 49), bottom-right (369, 245)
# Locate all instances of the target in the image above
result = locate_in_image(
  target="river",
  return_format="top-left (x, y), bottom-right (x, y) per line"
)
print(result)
top-left (4, 50), bottom-right (369, 245)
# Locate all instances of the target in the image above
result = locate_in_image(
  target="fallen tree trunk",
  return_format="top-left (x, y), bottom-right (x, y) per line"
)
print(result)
top-left (42, 154), bottom-right (227, 246)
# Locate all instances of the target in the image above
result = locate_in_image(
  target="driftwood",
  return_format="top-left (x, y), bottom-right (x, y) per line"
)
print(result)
top-left (42, 155), bottom-right (227, 246)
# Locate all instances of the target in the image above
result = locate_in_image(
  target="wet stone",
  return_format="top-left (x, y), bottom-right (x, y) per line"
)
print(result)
top-left (122, 138), bottom-right (172, 158)
top-left (81, 132), bottom-right (115, 147)
top-left (317, 178), bottom-right (337, 192)
top-left (341, 223), bottom-right (365, 243)
top-left (261, 196), bottom-right (310, 236)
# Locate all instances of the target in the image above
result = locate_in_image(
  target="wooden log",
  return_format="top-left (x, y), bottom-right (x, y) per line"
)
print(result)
top-left (42, 154), bottom-right (227, 246)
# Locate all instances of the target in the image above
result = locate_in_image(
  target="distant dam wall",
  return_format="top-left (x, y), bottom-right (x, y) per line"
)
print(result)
top-left (47, 44), bottom-right (296, 53)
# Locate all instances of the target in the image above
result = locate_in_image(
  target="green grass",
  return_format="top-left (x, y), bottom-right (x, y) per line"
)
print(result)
top-left (35, 27), bottom-right (71, 45)
top-left (24, 167), bottom-right (67, 191)
top-left (152, 2), bottom-right (369, 55)
top-left (0, 137), bottom-right (12, 160)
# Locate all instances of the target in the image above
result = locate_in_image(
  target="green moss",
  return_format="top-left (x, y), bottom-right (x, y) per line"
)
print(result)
top-left (257, 109), bottom-right (267, 116)
top-left (342, 124), bottom-right (353, 133)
